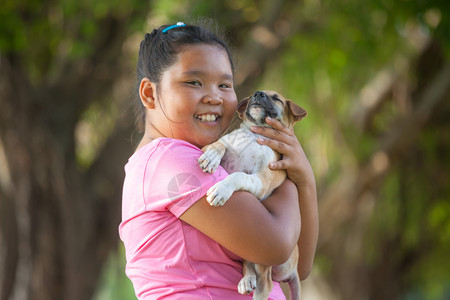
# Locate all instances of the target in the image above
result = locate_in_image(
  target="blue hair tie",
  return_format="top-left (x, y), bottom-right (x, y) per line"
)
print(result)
top-left (162, 22), bottom-right (186, 33)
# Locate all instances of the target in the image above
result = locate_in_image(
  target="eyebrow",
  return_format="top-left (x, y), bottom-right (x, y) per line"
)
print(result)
top-left (182, 70), bottom-right (233, 81)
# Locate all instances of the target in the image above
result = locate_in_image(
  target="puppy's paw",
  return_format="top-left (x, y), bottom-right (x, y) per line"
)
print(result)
top-left (238, 275), bottom-right (257, 295)
top-left (206, 181), bottom-right (234, 206)
top-left (198, 148), bottom-right (222, 173)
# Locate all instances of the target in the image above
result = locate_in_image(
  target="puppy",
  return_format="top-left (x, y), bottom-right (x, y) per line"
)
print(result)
top-left (198, 90), bottom-right (307, 300)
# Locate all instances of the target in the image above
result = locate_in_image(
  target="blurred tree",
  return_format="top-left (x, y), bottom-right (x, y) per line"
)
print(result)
top-left (1, 0), bottom-right (449, 300)
top-left (0, 0), bottom-right (151, 299)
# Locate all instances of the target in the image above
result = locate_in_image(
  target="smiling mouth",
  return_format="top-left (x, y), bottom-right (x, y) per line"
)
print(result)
top-left (194, 114), bottom-right (219, 122)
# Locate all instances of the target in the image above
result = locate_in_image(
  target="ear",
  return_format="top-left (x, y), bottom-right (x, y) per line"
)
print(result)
top-left (139, 77), bottom-right (157, 109)
top-left (287, 100), bottom-right (307, 122)
top-left (237, 97), bottom-right (250, 119)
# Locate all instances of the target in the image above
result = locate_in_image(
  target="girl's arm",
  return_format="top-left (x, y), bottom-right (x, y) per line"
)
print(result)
top-left (251, 117), bottom-right (319, 280)
top-left (180, 179), bottom-right (300, 266)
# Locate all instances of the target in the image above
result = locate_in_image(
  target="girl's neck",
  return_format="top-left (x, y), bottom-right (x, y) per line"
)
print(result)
top-left (136, 135), bottom-right (154, 151)
top-left (137, 122), bottom-right (168, 150)
top-left (136, 128), bottom-right (163, 151)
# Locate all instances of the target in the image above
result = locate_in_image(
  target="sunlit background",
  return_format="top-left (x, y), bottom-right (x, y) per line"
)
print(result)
top-left (1, 0), bottom-right (449, 299)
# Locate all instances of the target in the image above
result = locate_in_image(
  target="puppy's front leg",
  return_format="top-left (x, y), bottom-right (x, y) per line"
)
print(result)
top-left (206, 173), bottom-right (263, 206)
top-left (198, 141), bottom-right (226, 173)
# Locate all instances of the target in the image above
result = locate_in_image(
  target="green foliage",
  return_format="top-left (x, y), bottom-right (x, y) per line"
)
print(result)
top-left (93, 246), bottom-right (135, 300)
top-left (0, 0), bottom-right (147, 84)
top-left (75, 99), bottom-right (118, 169)
top-left (265, 1), bottom-right (449, 298)
top-left (366, 117), bottom-right (450, 299)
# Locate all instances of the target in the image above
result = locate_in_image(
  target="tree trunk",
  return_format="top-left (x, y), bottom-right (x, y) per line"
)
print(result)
top-left (0, 4), bottom-right (150, 298)
top-left (0, 53), bottom-right (129, 300)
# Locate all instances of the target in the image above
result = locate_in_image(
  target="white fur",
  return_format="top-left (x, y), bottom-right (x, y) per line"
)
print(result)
top-left (198, 124), bottom-right (279, 206)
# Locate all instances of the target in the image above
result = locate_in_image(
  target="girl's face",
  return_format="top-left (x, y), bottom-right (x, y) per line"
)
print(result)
top-left (147, 44), bottom-right (237, 148)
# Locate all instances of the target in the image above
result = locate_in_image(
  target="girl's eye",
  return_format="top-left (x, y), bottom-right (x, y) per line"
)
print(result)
top-left (219, 83), bottom-right (232, 89)
top-left (186, 81), bottom-right (201, 86)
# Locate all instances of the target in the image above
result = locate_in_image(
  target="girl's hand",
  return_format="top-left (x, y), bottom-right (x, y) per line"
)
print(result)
top-left (251, 117), bottom-right (314, 187)
top-left (252, 116), bottom-right (318, 279)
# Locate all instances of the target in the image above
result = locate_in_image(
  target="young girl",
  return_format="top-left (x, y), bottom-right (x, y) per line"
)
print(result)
top-left (119, 21), bottom-right (318, 300)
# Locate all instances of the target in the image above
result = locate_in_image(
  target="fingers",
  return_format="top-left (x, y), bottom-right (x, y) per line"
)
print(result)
top-left (251, 117), bottom-right (300, 155)
top-left (256, 135), bottom-right (290, 155)
top-left (265, 117), bottom-right (290, 133)
top-left (250, 117), bottom-right (313, 185)
top-left (268, 159), bottom-right (288, 170)
top-left (251, 117), bottom-right (294, 140)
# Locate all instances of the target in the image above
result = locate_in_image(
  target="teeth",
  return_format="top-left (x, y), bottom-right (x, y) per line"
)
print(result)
top-left (196, 114), bottom-right (218, 122)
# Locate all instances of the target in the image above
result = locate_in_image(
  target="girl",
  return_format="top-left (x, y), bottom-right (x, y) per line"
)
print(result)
top-left (119, 21), bottom-right (318, 299)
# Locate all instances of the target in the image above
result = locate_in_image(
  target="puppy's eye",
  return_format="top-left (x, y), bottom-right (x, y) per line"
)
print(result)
top-left (272, 96), bottom-right (283, 103)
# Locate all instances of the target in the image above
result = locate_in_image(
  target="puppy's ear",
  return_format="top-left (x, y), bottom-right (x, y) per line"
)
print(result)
top-left (237, 97), bottom-right (250, 119)
top-left (287, 100), bottom-right (307, 121)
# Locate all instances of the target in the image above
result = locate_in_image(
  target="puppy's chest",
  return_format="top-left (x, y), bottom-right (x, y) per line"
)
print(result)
top-left (220, 129), bottom-right (278, 174)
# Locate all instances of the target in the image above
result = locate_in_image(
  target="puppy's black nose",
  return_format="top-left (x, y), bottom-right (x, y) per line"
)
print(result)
top-left (254, 91), bottom-right (267, 98)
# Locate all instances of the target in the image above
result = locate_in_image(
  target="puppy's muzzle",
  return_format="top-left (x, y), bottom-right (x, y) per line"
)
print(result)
top-left (246, 91), bottom-right (279, 124)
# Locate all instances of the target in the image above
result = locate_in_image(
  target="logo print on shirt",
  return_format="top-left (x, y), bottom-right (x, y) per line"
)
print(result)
top-left (167, 172), bottom-right (201, 206)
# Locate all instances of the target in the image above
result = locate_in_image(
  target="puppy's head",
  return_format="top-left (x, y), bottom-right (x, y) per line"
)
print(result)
top-left (237, 90), bottom-right (307, 129)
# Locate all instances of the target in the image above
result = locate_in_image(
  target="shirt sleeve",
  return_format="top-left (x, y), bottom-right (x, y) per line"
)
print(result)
top-left (142, 139), bottom-right (229, 218)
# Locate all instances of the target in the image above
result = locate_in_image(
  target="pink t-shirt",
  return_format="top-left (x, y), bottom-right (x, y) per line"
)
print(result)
top-left (119, 138), bottom-right (285, 299)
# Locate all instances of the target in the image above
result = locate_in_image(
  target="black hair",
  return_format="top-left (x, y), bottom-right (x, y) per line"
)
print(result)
top-left (134, 20), bottom-right (234, 132)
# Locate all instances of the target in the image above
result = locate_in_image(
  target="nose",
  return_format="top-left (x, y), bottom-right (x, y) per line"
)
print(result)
top-left (254, 91), bottom-right (267, 99)
top-left (202, 92), bottom-right (223, 105)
